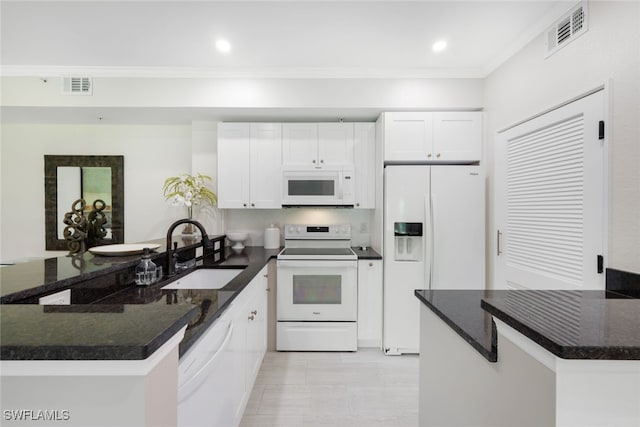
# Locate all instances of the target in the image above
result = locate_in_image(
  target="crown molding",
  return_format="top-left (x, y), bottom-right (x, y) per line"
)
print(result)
top-left (0, 65), bottom-right (486, 80)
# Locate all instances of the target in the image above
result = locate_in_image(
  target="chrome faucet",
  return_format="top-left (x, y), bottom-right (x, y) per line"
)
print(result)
top-left (165, 219), bottom-right (214, 277)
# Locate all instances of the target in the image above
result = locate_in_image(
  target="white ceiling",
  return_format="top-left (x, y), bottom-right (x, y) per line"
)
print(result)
top-left (1, 0), bottom-right (577, 78)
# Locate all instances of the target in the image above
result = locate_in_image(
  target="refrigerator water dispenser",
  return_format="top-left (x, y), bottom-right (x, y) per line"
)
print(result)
top-left (394, 222), bottom-right (423, 261)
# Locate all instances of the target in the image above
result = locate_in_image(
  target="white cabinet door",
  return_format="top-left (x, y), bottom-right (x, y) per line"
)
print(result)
top-left (494, 90), bottom-right (606, 291)
top-left (433, 112), bottom-right (482, 162)
top-left (282, 123), bottom-right (318, 167)
top-left (354, 122), bottom-right (375, 209)
top-left (230, 266), bottom-right (268, 427)
top-left (245, 266), bottom-right (268, 390)
top-left (218, 123), bottom-right (282, 209)
top-left (357, 259), bottom-right (382, 348)
top-left (217, 123), bottom-right (251, 209)
top-left (318, 123), bottom-right (355, 166)
top-left (250, 123), bottom-right (282, 208)
top-left (283, 123), bottom-right (355, 168)
top-left (383, 112), bottom-right (433, 161)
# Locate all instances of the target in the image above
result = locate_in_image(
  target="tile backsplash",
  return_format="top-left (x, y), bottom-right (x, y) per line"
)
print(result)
top-left (223, 208), bottom-right (373, 247)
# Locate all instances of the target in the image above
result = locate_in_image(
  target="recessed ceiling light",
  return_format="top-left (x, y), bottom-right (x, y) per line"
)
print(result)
top-left (432, 40), bottom-right (447, 53)
top-left (216, 39), bottom-right (231, 53)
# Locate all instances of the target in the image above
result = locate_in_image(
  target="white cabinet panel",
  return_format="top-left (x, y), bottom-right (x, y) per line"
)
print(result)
top-left (218, 123), bottom-right (282, 209)
top-left (231, 265), bottom-right (268, 427)
top-left (433, 112), bottom-right (482, 162)
top-left (283, 123), bottom-right (355, 168)
top-left (357, 259), bottom-right (382, 348)
top-left (318, 123), bottom-right (355, 166)
top-left (217, 123), bottom-right (250, 209)
top-left (383, 112), bottom-right (433, 161)
top-left (282, 123), bottom-right (318, 167)
top-left (250, 123), bottom-right (282, 208)
top-left (354, 123), bottom-right (376, 209)
top-left (383, 112), bottom-right (482, 162)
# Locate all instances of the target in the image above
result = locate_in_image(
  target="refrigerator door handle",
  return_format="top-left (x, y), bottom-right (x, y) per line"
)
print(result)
top-left (430, 192), bottom-right (435, 289)
top-left (424, 193), bottom-right (433, 290)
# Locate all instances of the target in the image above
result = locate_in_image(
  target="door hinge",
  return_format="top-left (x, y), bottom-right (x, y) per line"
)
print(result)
top-left (598, 121), bottom-right (605, 140)
top-left (597, 254), bottom-right (604, 274)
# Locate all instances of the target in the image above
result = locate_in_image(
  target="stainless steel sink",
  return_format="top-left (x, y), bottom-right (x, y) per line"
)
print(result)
top-left (161, 268), bottom-right (244, 290)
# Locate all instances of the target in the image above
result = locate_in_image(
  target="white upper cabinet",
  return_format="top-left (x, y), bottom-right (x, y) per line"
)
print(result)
top-left (282, 123), bottom-right (354, 168)
top-left (217, 123), bottom-right (250, 209)
top-left (281, 123), bottom-right (318, 167)
top-left (354, 122), bottom-right (376, 209)
top-left (249, 123), bottom-right (283, 208)
top-left (217, 123), bottom-right (282, 209)
top-left (433, 112), bottom-right (482, 162)
top-left (383, 112), bottom-right (433, 161)
top-left (383, 112), bottom-right (481, 162)
top-left (318, 123), bottom-right (355, 166)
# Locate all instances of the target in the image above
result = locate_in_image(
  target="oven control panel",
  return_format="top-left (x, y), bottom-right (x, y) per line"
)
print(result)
top-left (284, 224), bottom-right (351, 240)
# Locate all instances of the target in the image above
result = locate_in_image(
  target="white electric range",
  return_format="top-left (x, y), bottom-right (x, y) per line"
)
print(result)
top-left (276, 224), bottom-right (358, 351)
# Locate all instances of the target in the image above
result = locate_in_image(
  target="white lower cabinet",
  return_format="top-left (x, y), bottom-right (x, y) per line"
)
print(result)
top-left (178, 266), bottom-right (268, 427)
top-left (357, 259), bottom-right (382, 348)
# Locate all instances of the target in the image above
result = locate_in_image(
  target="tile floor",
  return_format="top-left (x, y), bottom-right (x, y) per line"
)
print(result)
top-left (240, 349), bottom-right (419, 427)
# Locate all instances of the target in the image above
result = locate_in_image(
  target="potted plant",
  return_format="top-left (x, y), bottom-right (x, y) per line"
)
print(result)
top-left (162, 173), bottom-right (217, 236)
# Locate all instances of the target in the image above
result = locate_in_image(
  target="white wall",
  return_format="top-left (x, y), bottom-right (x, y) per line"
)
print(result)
top-left (1, 77), bottom-right (484, 110)
top-left (484, 0), bottom-right (640, 280)
top-left (0, 124), bottom-right (194, 262)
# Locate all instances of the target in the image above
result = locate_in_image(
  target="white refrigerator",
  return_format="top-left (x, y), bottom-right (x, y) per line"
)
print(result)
top-left (383, 165), bottom-right (485, 355)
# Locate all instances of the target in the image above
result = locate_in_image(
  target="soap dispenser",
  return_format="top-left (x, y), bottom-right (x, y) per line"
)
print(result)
top-left (135, 247), bottom-right (158, 286)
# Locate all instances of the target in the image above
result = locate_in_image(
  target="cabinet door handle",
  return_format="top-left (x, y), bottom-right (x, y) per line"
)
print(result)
top-left (497, 230), bottom-right (503, 256)
top-left (427, 153), bottom-right (432, 158)
top-left (266, 287), bottom-right (271, 292)
top-left (243, 203), bottom-right (247, 207)
top-left (263, 274), bottom-right (268, 278)
top-left (369, 262), bottom-right (373, 267)
top-left (251, 310), bottom-right (257, 315)
top-left (436, 153), bottom-right (441, 158)
top-left (251, 203), bottom-right (255, 207)
top-left (312, 159), bottom-right (316, 163)
top-left (320, 159), bottom-right (324, 163)
top-left (248, 315), bottom-right (255, 321)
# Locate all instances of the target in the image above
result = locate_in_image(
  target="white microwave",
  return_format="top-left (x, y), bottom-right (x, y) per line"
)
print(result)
top-left (282, 166), bottom-right (355, 207)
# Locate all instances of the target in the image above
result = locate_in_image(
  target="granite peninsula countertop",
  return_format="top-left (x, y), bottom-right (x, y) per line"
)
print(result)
top-left (416, 270), bottom-right (640, 362)
top-left (415, 289), bottom-right (498, 362)
top-left (0, 244), bottom-right (280, 361)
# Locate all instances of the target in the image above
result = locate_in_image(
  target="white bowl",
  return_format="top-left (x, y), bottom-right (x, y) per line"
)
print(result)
top-left (226, 231), bottom-right (249, 252)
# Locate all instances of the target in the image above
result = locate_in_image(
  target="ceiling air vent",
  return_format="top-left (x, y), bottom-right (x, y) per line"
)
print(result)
top-left (545, 1), bottom-right (588, 58)
top-left (61, 77), bottom-right (92, 95)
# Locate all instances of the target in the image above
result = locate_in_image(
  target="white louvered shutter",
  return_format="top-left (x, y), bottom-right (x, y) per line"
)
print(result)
top-left (494, 90), bottom-right (606, 290)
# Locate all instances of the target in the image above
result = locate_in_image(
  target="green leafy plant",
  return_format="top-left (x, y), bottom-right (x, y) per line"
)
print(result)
top-left (162, 173), bottom-right (217, 218)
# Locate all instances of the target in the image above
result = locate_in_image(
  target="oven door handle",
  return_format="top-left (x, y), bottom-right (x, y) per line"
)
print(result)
top-left (277, 260), bottom-right (357, 269)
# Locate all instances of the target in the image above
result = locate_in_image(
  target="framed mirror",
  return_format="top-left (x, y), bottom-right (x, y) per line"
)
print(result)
top-left (45, 155), bottom-right (124, 250)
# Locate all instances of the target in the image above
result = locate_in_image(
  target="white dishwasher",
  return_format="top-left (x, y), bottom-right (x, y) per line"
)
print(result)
top-left (178, 308), bottom-right (235, 427)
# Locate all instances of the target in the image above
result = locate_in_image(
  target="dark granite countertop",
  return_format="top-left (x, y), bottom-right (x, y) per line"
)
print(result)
top-left (351, 246), bottom-right (382, 260)
top-left (415, 289), bottom-right (498, 362)
top-left (0, 245), bottom-right (280, 361)
top-left (481, 289), bottom-right (640, 360)
top-left (0, 236), bottom-right (221, 303)
top-left (415, 269), bottom-right (640, 362)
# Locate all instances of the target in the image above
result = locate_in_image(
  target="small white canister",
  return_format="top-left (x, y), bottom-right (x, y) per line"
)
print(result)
top-left (264, 224), bottom-right (280, 249)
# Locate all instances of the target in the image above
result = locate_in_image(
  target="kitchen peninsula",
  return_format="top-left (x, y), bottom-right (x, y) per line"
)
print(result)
top-left (0, 238), bottom-right (281, 427)
top-left (415, 269), bottom-right (640, 427)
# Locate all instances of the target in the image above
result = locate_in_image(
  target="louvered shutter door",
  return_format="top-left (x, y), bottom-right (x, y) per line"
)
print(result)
top-left (494, 90), bottom-right (606, 290)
